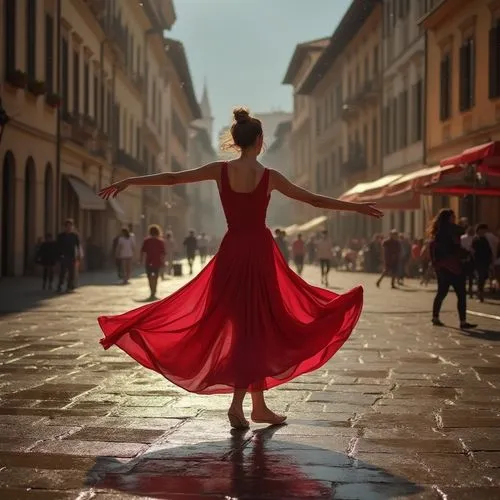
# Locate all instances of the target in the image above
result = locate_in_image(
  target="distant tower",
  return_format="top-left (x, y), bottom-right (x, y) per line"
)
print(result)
top-left (197, 77), bottom-right (214, 143)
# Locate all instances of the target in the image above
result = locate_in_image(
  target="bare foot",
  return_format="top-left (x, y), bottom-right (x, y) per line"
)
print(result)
top-left (227, 409), bottom-right (249, 430)
top-left (251, 408), bottom-right (287, 425)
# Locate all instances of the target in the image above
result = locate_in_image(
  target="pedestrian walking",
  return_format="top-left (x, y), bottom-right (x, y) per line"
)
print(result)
top-left (460, 226), bottom-right (475, 297)
top-left (198, 232), bottom-right (210, 265)
top-left (306, 236), bottom-right (316, 264)
top-left (164, 231), bottom-right (176, 276)
top-left (97, 107), bottom-right (382, 429)
top-left (36, 234), bottom-right (58, 290)
top-left (274, 229), bottom-right (289, 263)
top-left (56, 219), bottom-right (80, 293)
top-left (141, 224), bottom-right (166, 300)
top-left (111, 233), bottom-right (123, 279)
top-left (183, 230), bottom-right (197, 275)
top-left (116, 228), bottom-right (135, 284)
top-left (472, 224), bottom-right (493, 303)
top-left (428, 209), bottom-right (476, 329)
top-left (376, 229), bottom-right (401, 289)
top-left (291, 233), bottom-right (305, 275)
top-left (317, 231), bottom-right (333, 287)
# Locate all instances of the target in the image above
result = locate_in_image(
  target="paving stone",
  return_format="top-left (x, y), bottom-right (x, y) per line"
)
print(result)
top-left (66, 426), bottom-right (167, 444)
top-left (29, 440), bottom-right (147, 457)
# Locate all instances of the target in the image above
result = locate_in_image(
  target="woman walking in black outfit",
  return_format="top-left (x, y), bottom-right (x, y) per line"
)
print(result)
top-left (429, 209), bottom-right (476, 329)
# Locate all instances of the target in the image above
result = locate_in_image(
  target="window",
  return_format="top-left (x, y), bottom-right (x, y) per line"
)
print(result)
top-left (44, 14), bottom-right (54, 93)
top-left (331, 152), bottom-right (337, 182)
top-left (414, 79), bottom-right (423, 141)
top-left (440, 52), bottom-right (451, 121)
top-left (355, 65), bottom-right (360, 92)
top-left (26, 0), bottom-right (36, 80)
top-left (392, 97), bottom-right (398, 152)
top-left (152, 79), bottom-right (156, 122)
top-left (4, 0), bottom-right (16, 76)
top-left (330, 89), bottom-right (335, 120)
top-left (400, 89), bottom-right (408, 148)
top-left (383, 106), bottom-right (390, 155)
top-left (459, 37), bottom-right (475, 112)
top-left (93, 74), bottom-right (98, 121)
top-left (107, 88), bottom-right (112, 135)
top-left (335, 84), bottom-right (342, 119)
top-left (372, 117), bottom-right (378, 165)
top-left (363, 124), bottom-right (368, 153)
top-left (364, 55), bottom-right (369, 82)
top-left (489, 19), bottom-right (500, 99)
top-left (323, 159), bottom-right (328, 187)
top-left (61, 37), bottom-right (69, 114)
top-left (373, 45), bottom-right (379, 76)
top-left (83, 60), bottom-right (89, 116)
top-left (315, 106), bottom-right (321, 135)
top-left (72, 50), bottom-right (80, 114)
top-left (136, 124), bottom-right (141, 158)
top-left (315, 162), bottom-right (321, 192)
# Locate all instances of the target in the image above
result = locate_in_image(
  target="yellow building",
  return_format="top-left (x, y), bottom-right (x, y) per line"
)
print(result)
top-left (421, 0), bottom-right (500, 228)
top-left (0, 0), bottom-right (198, 277)
top-left (282, 37), bottom-right (329, 226)
top-left (297, 0), bottom-right (383, 242)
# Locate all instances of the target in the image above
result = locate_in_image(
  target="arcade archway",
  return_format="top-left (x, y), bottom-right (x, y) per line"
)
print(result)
top-left (1, 151), bottom-right (16, 277)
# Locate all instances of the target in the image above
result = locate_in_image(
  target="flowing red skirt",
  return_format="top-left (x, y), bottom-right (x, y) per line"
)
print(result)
top-left (98, 228), bottom-right (363, 394)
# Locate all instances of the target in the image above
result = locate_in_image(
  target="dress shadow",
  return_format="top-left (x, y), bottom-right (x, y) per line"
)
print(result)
top-left (85, 425), bottom-right (423, 499)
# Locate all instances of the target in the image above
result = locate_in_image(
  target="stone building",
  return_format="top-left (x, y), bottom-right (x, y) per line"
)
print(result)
top-left (282, 37), bottom-right (329, 227)
top-left (0, 0), bottom-right (197, 277)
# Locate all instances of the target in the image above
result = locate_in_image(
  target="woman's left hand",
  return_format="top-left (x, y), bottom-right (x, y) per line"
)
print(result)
top-left (99, 179), bottom-right (130, 199)
top-left (354, 202), bottom-right (384, 219)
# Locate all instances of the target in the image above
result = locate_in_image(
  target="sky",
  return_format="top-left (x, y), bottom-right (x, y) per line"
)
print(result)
top-left (170, 0), bottom-right (352, 143)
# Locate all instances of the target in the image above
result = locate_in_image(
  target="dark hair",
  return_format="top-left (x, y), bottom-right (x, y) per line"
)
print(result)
top-left (222, 107), bottom-right (263, 151)
top-left (476, 223), bottom-right (488, 233)
top-left (121, 227), bottom-right (130, 238)
top-left (148, 224), bottom-right (160, 237)
top-left (426, 208), bottom-right (455, 238)
top-left (64, 218), bottom-right (74, 225)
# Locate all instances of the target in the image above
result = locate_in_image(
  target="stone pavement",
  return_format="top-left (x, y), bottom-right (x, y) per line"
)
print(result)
top-left (0, 262), bottom-right (499, 499)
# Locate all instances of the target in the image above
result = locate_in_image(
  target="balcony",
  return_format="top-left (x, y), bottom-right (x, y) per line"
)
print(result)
top-left (144, 186), bottom-right (161, 206)
top-left (341, 100), bottom-right (359, 122)
top-left (341, 143), bottom-right (368, 176)
top-left (140, 0), bottom-right (176, 31)
top-left (142, 116), bottom-right (163, 151)
top-left (361, 76), bottom-right (382, 104)
top-left (83, 0), bottom-right (106, 16)
top-left (114, 149), bottom-right (144, 175)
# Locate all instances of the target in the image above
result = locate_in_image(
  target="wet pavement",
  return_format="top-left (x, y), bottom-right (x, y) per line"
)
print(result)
top-left (0, 263), bottom-right (499, 499)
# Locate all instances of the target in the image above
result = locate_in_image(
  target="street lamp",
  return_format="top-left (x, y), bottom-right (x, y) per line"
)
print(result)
top-left (0, 98), bottom-right (10, 146)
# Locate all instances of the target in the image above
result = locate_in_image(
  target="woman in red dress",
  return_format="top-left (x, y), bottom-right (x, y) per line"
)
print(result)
top-left (98, 108), bottom-right (383, 429)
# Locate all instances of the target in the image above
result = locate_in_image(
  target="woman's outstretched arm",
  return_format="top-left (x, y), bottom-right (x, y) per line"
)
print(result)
top-left (98, 162), bottom-right (221, 199)
top-left (270, 170), bottom-right (383, 219)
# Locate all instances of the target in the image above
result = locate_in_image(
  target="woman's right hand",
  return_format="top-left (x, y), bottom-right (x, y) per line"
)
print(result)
top-left (99, 179), bottom-right (131, 199)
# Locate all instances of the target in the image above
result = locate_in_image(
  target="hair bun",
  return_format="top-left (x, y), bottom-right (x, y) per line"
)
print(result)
top-left (233, 107), bottom-right (250, 124)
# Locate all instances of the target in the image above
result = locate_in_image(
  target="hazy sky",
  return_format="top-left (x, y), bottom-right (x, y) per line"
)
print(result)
top-left (170, 0), bottom-right (351, 143)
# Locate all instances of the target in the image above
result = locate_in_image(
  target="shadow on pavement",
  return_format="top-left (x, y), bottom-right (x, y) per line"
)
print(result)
top-left (0, 269), bottom-right (144, 316)
top-left (86, 426), bottom-right (423, 499)
top-left (461, 328), bottom-right (500, 341)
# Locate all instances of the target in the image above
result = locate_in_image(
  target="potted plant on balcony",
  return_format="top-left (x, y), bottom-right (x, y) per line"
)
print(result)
top-left (7, 70), bottom-right (28, 89)
top-left (46, 92), bottom-right (61, 108)
top-left (27, 79), bottom-right (46, 97)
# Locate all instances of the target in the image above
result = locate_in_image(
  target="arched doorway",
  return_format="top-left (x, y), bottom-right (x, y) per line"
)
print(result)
top-left (44, 163), bottom-right (54, 235)
top-left (23, 157), bottom-right (37, 274)
top-left (1, 152), bottom-right (16, 277)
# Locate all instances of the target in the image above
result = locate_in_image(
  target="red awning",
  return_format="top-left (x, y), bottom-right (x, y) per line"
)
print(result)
top-left (440, 141), bottom-right (500, 175)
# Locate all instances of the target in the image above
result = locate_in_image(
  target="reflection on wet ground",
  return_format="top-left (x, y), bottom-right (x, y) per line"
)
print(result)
top-left (88, 425), bottom-right (422, 499)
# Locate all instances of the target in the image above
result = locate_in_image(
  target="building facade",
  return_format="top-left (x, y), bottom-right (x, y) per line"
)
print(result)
top-left (0, 0), bottom-right (198, 277)
top-left (261, 120), bottom-right (295, 229)
top-left (297, 0), bottom-right (383, 243)
top-left (421, 0), bottom-right (500, 230)
top-left (381, 0), bottom-right (426, 236)
top-left (282, 38), bottom-right (328, 226)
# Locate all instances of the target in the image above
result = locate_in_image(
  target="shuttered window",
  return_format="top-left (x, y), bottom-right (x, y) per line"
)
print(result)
top-left (61, 37), bottom-right (69, 114)
top-left (459, 37), bottom-right (475, 112)
top-left (4, 0), bottom-right (16, 76)
top-left (83, 60), bottom-right (89, 116)
top-left (439, 53), bottom-right (451, 121)
top-left (44, 13), bottom-right (54, 93)
top-left (415, 79), bottom-right (423, 141)
top-left (489, 19), bottom-right (500, 99)
top-left (26, 0), bottom-right (36, 80)
top-left (72, 50), bottom-right (80, 114)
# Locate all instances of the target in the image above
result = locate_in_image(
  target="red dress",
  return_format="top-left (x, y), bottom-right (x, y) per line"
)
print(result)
top-left (98, 164), bottom-right (363, 394)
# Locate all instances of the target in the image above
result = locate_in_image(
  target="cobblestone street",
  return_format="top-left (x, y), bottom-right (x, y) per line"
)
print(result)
top-left (0, 263), bottom-right (499, 499)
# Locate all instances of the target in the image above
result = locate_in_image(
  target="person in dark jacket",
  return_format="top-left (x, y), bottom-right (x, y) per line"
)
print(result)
top-left (37, 234), bottom-right (58, 290)
top-left (428, 209), bottom-right (476, 329)
top-left (183, 230), bottom-right (198, 275)
top-left (56, 219), bottom-right (80, 293)
top-left (376, 229), bottom-right (401, 289)
top-left (472, 223), bottom-right (493, 303)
